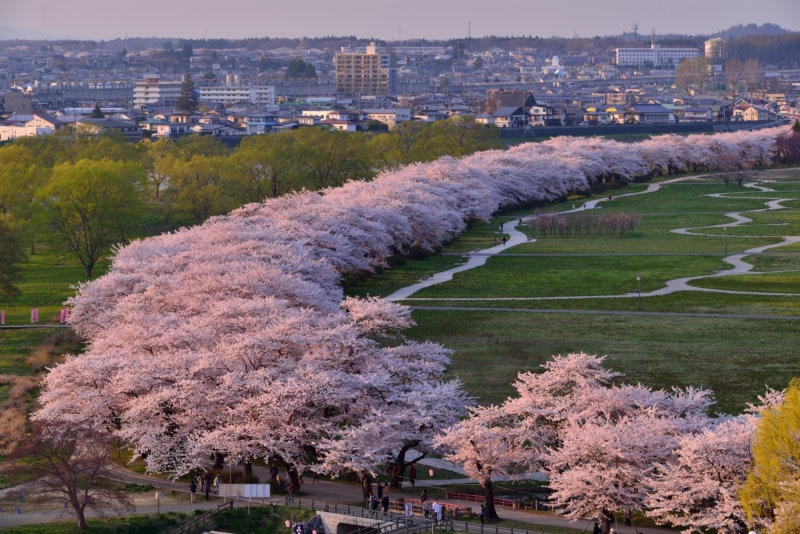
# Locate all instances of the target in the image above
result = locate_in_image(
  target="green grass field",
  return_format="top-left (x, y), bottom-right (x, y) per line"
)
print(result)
top-left (347, 169), bottom-right (800, 415)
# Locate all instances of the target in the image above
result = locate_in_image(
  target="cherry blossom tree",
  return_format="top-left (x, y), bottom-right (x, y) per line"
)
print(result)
top-left (441, 354), bottom-right (715, 534)
top-left (435, 405), bottom-right (517, 522)
top-left (35, 214), bottom-right (470, 491)
top-left (644, 415), bottom-right (756, 533)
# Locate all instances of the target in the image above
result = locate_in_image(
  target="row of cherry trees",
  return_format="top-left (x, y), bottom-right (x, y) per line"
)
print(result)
top-left (34, 127), bottom-right (786, 514)
top-left (436, 352), bottom-right (781, 534)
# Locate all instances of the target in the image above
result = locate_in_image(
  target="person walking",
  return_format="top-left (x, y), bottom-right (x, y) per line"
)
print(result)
top-left (422, 498), bottom-right (431, 519)
top-left (432, 499), bottom-right (442, 523)
top-left (189, 480), bottom-right (197, 503)
top-left (381, 493), bottom-right (390, 516)
top-left (479, 504), bottom-right (485, 524)
top-left (369, 493), bottom-right (378, 515)
top-left (409, 465), bottom-right (416, 487)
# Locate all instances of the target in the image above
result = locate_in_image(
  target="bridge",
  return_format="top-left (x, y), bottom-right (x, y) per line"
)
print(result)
top-left (317, 510), bottom-right (419, 534)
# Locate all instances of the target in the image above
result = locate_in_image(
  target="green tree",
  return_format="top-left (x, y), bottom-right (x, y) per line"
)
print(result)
top-left (36, 159), bottom-right (144, 278)
top-left (741, 378), bottom-right (800, 533)
top-left (293, 128), bottom-right (376, 189)
top-left (0, 218), bottom-right (24, 300)
top-left (89, 103), bottom-right (103, 118)
top-left (429, 115), bottom-right (499, 157)
top-left (224, 133), bottom-right (303, 203)
top-left (164, 155), bottom-right (232, 223)
top-left (286, 58), bottom-right (317, 78)
top-left (142, 137), bottom-right (177, 201)
top-left (0, 144), bottom-right (50, 253)
top-left (175, 71), bottom-right (198, 112)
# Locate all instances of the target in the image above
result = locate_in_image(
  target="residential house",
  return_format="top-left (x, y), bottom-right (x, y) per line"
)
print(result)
top-left (77, 117), bottom-right (142, 141)
top-left (737, 105), bottom-right (770, 121)
top-left (363, 108), bottom-right (411, 130)
top-left (189, 123), bottom-right (243, 136)
top-left (0, 110), bottom-right (61, 141)
top-left (493, 106), bottom-right (526, 128)
top-left (682, 106), bottom-right (713, 122)
top-left (624, 104), bottom-right (675, 124)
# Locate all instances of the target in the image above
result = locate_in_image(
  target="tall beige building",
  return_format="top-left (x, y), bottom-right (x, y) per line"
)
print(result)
top-left (704, 37), bottom-right (725, 62)
top-left (334, 43), bottom-right (396, 97)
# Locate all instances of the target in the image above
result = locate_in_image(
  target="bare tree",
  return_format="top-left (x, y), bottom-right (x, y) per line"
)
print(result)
top-left (14, 422), bottom-right (134, 530)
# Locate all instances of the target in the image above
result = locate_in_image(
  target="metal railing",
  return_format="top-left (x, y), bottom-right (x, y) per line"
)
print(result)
top-left (165, 500), bottom-right (234, 534)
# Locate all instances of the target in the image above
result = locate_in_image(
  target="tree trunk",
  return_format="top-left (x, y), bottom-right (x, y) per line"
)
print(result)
top-left (600, 508), bottom-right (614, 534)
top-left (213, 451), bottom-right (225, 470)
top-left (360, 471), bottom-right (373, 501)
top-left (75, 502), bottom-right (87, 529)
top-left (390, 441), bottom-right (424, 489)
top-left (243, 461), bottom-right (253, 478)
top-left (287, 465), bottom-right (301, 492)
top-left (480, 477), bottom-right (500, 522)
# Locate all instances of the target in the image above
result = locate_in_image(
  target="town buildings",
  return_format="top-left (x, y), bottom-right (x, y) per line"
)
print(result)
top-left (1, 34), bottom-right (796, 141)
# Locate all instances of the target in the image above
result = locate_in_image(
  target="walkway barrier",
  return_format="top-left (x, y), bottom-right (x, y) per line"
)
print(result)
top-left (166, 500), bottom-right (233, 534)
top-left (445, 492), bottom-right (556, 512)
top-left (164, 494), bottom-right (551, 534)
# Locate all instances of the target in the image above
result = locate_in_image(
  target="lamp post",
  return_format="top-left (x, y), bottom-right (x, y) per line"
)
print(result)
top-left (724, 225), bottom-right (728, 255)
top-left (636, 274), bottom-right (641, 311)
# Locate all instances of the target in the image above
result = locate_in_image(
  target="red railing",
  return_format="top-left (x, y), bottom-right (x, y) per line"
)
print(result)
top-left (446, 492), bottom-right (516, 508)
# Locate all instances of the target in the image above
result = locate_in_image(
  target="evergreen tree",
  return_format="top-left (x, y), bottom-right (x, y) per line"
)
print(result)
top-left (89, 103), bottom-right (103, 118)
top-left (175, 72), bottom-right (198, 112)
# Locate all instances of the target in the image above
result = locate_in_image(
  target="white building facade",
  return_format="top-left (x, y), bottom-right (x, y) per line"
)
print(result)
top-left (198, 85), bottom-right (276, 108)
top-left (133, 75), bottom-right (182, 109)
top-left (615, 44), bottom-right (699, 67)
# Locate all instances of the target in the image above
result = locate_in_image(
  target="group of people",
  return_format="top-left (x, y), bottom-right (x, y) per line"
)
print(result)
top-left (366, 488), bottom-right (391, 516)
top-left (189, 473), bottom-right (221, 501)
top-left (419, 490), bottom-right (443, 523)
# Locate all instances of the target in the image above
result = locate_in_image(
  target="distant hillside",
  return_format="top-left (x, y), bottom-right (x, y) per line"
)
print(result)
top-left (715, 23), bottom-right (791, 39)
top-left (1, 23), bottom-right (796, 67)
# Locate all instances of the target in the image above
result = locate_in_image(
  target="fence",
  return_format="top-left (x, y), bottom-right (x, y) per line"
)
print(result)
top-left (445, 493), bottom-right (555, 513)
top-left (164, 494), bottom-right (553, 534)
top-left (166, 500), bottom-right (233, 534)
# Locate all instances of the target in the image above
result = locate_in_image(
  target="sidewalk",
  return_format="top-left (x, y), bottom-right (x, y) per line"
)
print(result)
top-left (0, 465), bottom-right (675, 534)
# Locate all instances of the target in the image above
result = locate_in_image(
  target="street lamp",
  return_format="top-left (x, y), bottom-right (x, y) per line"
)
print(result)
top-left (724, 225), bottom-right (728, 255)
top-left (636, 274), bottom-right (641, 311)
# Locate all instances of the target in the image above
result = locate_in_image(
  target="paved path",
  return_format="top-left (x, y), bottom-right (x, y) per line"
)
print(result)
top-left (387, 174), bottom-right (800, 304)
top-left (0, 459), bottom-right (670, 533)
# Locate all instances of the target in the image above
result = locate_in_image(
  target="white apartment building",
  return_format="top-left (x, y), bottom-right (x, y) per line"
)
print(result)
top-left (615, 44), bottom-right (699, 67)
top-left (198, 85), bottom-right (276, 108)
top-left (133, 75), bottom-right (182, 108)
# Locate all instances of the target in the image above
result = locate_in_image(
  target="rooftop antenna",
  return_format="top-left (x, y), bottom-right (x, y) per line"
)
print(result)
top-left (633, 22), bottom-right (638, 36)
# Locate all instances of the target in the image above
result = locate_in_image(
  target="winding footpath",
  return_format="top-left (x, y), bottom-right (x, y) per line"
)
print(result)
top-left (387, 172), bottom-right (800, 307)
